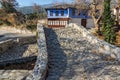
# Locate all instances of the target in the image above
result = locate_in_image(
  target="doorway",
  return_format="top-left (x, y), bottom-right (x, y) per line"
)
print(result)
top-left (81, 19), bottom-right (87, 27)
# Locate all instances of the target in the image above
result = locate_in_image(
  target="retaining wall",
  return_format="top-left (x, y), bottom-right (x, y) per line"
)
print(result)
top-left (0, 39), bottom-right (14, 54)
top-left (0, 36), bottom-right (37, 54)
top-left (69, 23), bottom-right (120, 61)
top-left (18, 36), bottom-right (36, 45)
top-left (26, 23), bottom-right (48, 80)
top-left (0, 26), bottom-right (36, 34)
top-left (0, 56), bottom-right (37, 68)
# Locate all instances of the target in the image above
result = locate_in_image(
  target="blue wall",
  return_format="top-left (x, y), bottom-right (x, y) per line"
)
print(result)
top-left (69, 8), bottom-right (91, 19)
top-left (47, 8), bottom-right (92, 19)
top-left (47, 9), bottom-right (69, 18)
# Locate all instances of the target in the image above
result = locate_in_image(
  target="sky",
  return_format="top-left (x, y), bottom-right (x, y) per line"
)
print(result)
top-left (16, 0), bottom-right (52, 6)
top-left (16, 0), bottom-right (72, 7)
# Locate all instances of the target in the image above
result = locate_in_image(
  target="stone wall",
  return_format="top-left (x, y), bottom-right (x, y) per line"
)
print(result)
top-left (26, 23), bottom-right (48, 80)
top-left (86, 19), bottom-right (94, 28)
top-left (0, 26), bottom-right (36, 34)
top-left (18, 36), bottom-right (37, 45)
top-left (69, 18), bottom-right (82, 26)
top-left (0, 56), bottom-right (37, 67)
top-left (69, 18), bottom-right (94, 28)
top-left (68, 23), bottom-right (120, 61)
top-left (0, 39), bottom-right (14, 54)
top-left (0, 36), bottom-right (37, 54)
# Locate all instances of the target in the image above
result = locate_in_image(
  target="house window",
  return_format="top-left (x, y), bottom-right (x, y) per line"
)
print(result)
top-left (56, 11), bottom-right (59, 16)
top-left (82, 10), bottom-right (87, 16)
top-left (78, 10), bottom-right (81, 15)
top-left (72, 9), bottom-right (75, 16)
top-left (61, 11), bottom-right (64, 16)
top-left (83, 12), bottom-right (87, 17)
top-left (50, 11), bottom-right (53, 16)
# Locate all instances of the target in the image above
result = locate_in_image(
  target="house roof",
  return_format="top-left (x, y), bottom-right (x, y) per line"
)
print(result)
top-left (46, 8), bottom-right (69, 10)
top-left (45, 3), bottom-right (90, 10)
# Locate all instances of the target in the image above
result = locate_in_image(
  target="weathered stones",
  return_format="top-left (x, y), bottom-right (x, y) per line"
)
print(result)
top-left (0, 39), bottom-right (14, 54)
top-left (1, 22), bottom-right (120, 80)
top-left (71, 23), bottom-right (120, 60)
top-left (0, 70), bottom-right (32, 80)
top-left (26, 23), bottom-right (48, 80)
top-left (0, 36), bottom-right (37, 54)
top-left (45, 25), bottom-right (120, 80)
top-left (0, 43), bottom-right (38, 62)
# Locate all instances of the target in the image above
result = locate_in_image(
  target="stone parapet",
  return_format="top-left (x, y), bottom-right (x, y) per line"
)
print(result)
top-left (68, 23), bottom-right (120, 61)
top-left (26, 23), bottom-right (48, 80)
top-left (0, 36), bottom-right (37, 54)
top-left (0, 39), bottom-right (14, 54)
top-left (17, 36), bottom-right (37, 45)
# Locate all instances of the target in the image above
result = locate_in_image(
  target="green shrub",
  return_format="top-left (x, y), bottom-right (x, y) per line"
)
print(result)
top-left (26, 24), bottom-right (37, 31)
top-left (102, 0), bottom-right (116, 44)
top-left (26, 13), bottom-right (38, 20)
top-left (36, 31), bottom-right (38, 39)
top-left (0, 20), bottom-right (11, 26)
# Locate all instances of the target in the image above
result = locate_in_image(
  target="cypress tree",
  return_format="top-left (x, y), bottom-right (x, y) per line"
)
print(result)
top-left (102, 0), bottom-right (116, 44)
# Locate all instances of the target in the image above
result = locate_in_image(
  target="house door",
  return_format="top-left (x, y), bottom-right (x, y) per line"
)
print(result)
top-left (81, 19), bottom-right (87, 27)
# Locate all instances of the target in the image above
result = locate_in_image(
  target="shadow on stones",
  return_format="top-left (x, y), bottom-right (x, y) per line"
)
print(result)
top-left (0, 44), bottom-right (36, 70)
top-left (0, 33), bottom-right (19, 42)
top-left (44, 28), bottom-right (67, 80)
top-left (64, 44), bottom-right (120, 79)
top-left (81, 59), bottom-right (120, 79)
top-left (44, 27), bottom-right (120, 79)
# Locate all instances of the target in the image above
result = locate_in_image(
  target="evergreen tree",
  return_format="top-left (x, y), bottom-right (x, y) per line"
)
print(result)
top-left (102, 0), bottom-right (116, 44)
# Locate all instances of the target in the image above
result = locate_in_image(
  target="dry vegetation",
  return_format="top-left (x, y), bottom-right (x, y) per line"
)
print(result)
top-left (115, 31), bottom-right (120, 46)
top-left (0, 0), bottom-right (46, 32)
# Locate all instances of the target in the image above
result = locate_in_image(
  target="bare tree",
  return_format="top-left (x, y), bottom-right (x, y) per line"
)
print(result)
top-left (91, 0), bottom-right (103, 32)
top-left (73, 0), bottom-right (103, 30)
top-left (52, 0), bottom-right (59, 6)
top-left (115, 0), bottom-right (120, 25)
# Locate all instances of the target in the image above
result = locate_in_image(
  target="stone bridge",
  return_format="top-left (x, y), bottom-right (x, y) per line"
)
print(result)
top-left (27, 23), bottom-right (120, 80)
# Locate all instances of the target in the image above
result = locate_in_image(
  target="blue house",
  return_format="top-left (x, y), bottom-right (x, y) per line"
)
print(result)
top-left (46, 7), bottom-right (92, 27)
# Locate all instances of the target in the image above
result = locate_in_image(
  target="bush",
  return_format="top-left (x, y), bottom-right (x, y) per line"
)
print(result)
top-left (26, 13), bottom-right (38, 20)
top-left (102, 0), bottom-right (116, 44)
top-left (26, 13), bottom-right (47, 20)
top-left (26, 24), bottom-right (37, 31)
top-left (0, 20), bottom-right (3, 25)
top-left (0, 20), bottom-right (11, 26)
top-left (36, 32), bottom-right (38, 39)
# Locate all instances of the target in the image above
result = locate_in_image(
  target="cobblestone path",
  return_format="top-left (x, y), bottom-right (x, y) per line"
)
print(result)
top-left (45, 26), bottom-right (120, 80)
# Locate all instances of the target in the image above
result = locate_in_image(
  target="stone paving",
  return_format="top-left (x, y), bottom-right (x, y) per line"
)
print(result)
top-left (45, 26), bottom-right (120, 80)
top-left (0, 70), bottom-right (32, 80)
